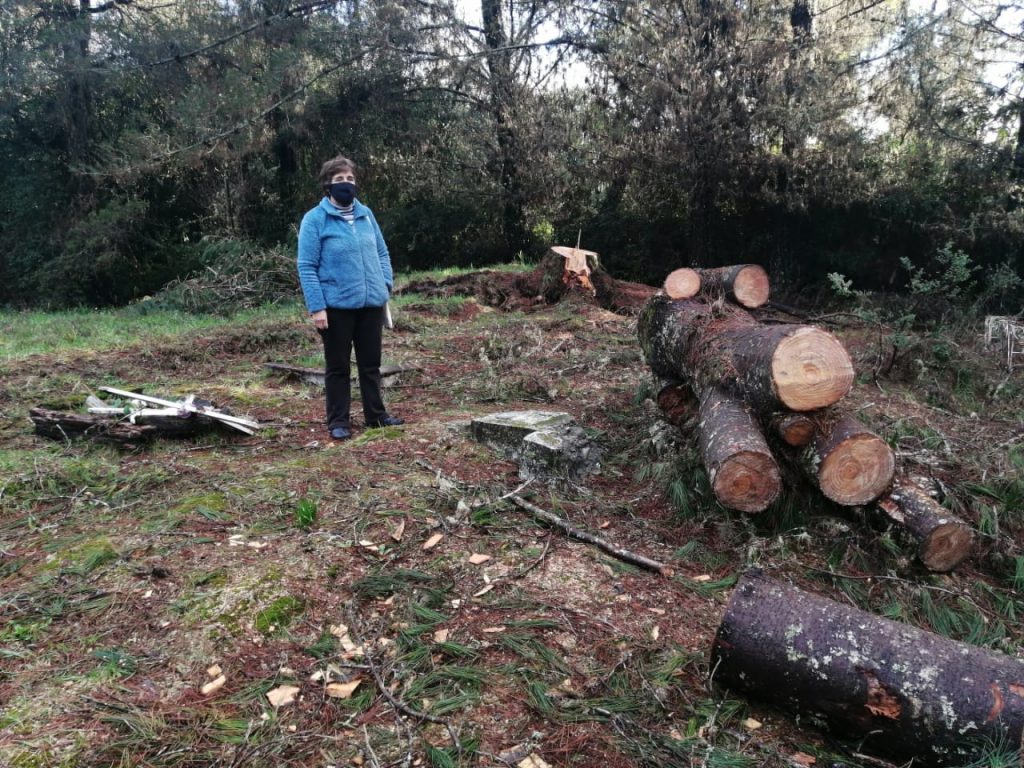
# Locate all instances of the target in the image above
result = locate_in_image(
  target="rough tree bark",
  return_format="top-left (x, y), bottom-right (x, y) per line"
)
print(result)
top-left (638, 295), bottom-right (854, 413)
top-left (804, 413), bottom-right (895, 505)
top-left (711, 570), bottom-right (1024, 766)
top-left (698, 388), bottom-right (781, 512)
top-left (875, 478), bottom-right (975, 572)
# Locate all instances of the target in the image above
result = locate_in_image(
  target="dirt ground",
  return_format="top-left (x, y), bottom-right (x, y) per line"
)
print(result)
top-left (1, 289), bottom-right (1022, 768)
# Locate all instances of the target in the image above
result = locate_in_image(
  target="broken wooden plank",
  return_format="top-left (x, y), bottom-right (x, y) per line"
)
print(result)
top-left (99, 387), bottom-right (258, 434)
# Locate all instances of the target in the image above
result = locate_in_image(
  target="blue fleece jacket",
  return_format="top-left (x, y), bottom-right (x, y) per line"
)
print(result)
top-left (297, 198), bottom-right (393, 313)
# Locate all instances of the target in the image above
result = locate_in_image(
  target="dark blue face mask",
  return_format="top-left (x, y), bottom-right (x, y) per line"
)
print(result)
top-left (329, 182), bottom-right (357, 205)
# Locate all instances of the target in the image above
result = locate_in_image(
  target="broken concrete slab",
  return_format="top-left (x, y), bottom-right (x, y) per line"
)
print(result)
top-left (521, 424), bottom-right (602, 482)
top-left (469, 411), bottom-right (601, 482)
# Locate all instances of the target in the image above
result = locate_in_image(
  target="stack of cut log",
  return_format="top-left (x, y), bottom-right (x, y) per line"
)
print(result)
top-left (639, 265), bottom-right (974, 571)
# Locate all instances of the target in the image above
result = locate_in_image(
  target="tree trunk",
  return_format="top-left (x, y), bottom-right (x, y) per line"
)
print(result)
top-left (663, 268), bottom-right (701, 300)
top-left (875, 478), bottom-right (975, 572)
top-left (638, 295), bottom-right (854, 413)
top-left (769, 411), bottom-right (816, 447)
top-left (698, 388), bottom-right (780, 513)
top-left (711, 570), bottom-right (1024, 766)
top-left (698, 265), bottom-right (770, 308)
top-left (30, 407), bottom-right (157, 445)
top-left (804, 413), bottom-right (894, 505)
top-left (655, 379), bottom-right (697, 426)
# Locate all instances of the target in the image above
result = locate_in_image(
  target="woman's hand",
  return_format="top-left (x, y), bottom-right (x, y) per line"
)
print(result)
top-left (311, 310), bottom-right (328, 330)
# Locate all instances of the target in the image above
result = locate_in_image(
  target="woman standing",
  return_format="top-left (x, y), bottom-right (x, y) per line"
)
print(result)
top-left (297, 155), bottom-right (404, 440)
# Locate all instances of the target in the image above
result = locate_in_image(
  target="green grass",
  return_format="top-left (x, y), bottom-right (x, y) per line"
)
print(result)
top-left (0, 302), bottom-right (303, 360)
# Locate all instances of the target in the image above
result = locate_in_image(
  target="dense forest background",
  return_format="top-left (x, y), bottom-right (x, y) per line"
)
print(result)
top-left (4, 0), bottom-right (1024, 308)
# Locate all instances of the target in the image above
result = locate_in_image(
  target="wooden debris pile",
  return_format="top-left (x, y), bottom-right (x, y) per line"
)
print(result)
top-left (639, 265), bottom-right (974, 572)
top-left (30, 387), bottom-right (259, 445)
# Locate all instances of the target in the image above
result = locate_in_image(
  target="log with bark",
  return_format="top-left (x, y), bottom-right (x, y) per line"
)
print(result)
top-left (638, 295), bottom-right (855, 413)
top-left (875, 477), bottom-right (975, 572)
top-left (699, 388), bottom-right (781, 513)
top-left (804, 413), bottom-right (895, 506)
top-left (711, 570), bottom-right (1024, 766)
top-left (662, 265), bottom-right (770, 308)
top-left (769, 411), bottom-right (817, 447)
top-left (30, 407), bottom-right (158, 444)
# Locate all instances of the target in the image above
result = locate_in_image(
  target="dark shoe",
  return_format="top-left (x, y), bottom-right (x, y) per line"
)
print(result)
top-left (329, 427), bottom-right (352, 440)
top-left (367, 415), bottom-right (404, 428)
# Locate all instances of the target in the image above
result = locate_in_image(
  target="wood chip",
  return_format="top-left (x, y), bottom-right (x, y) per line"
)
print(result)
top-left (206, 664), bottom-right (222, 678)
top-left (468, 553), bottom-right (492, 565)
top-left (742, 718), bottom-right (762, 730)
top-left (433, 628), bottom-right (450, 643)
top-left (649, 607), bottom-right (666, 615)
top-left (329, 624), bottom-right (348, 638)
top-left (472, 584), bottom-right (494, 598)
top-left (693, 574), bottom-right (713, 582)
top-left (200, 674), bottom-right (226, 696)
top-left (325, 679), bottom-right (362, 699)
top-left (517, 755), bottom-right (552, 768)
top-left (266, 684), bottom-right (300, 708)
top-left (390, 519), bottom-right (405, 542)
top-left (791, 753), bottom-right (816, 767)
top-left (598, 520), bottom-right (611, 529)
top-left (482, 626), bottom-right (505, 633)
top-left (650, 625), bottom-right (660, 641)
top-left (423, 533), bottom-right (443, 550)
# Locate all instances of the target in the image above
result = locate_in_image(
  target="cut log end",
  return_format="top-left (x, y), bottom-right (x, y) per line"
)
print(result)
top-left (920, 522), bottom-right (976, 572)
top-left (819, 433), bottom-right (895, 505)
top-left (772, 413), bottom-right (817, 447)
top-left (663, 268), bottom-right (701, 299)
top-left (713, 452), bottom-right (781, 513)
top-left (772, 327), bottom-right (855, 411)
top-left (730, 265), bottom-right (770, 308)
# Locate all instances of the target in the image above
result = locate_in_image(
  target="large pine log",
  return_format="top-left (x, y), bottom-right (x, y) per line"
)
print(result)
top-left (699, 388), bottom-right (780, 512)
top-left (804, 413), bottom-right (895, 505)
top-left (712, 570), bottom-right (1024, 766)
top-left (661, 265), bottom-right (770, 309)
top-left (638, 295), bottom-right (854, 413)
top-left (876, 478), bottom-right (975, 572)
top-left (698, 265), bottom-right (770, 308)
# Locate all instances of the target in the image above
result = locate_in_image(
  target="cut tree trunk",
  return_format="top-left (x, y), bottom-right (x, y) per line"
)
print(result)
top-left (876, 478), bottom-right (975, 572)
top-left (805, 413), bottom-right (895, 505)
top-left (770, 412), bottom-right (817, 447)
top-left (655, 379), bottom-right (697, 426)
top-left (711, 570), bottom-right (1024, 766)
top-left (698, 265), bottom-right (770, 308)
top-left (663, 268), bottom-right (701, 300)
top-left (699, 388), bottom-right (781, 513)
top-left (638, 295), bottom-right (854, 413)
top-left (30, 407), bottom-right (157, 444)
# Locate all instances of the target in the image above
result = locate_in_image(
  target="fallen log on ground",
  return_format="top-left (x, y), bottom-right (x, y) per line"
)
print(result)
top-left (804, 413), bottom-right (895, 505)
top-left (29, 407), bottom-right (158, 444)
top-left (639, 295), bottom-right (855, 413)
top-left (875, 478), bottom-right (975, 572)
top-left (712, 569), bottom-right (1024, 766)
top-left (663, 268), bottom-right (701, 300)
top-left (698, 388), bottom-right (780, 513)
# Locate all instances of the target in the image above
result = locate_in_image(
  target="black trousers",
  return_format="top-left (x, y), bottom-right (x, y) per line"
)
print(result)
top-left (318, 306), bottom-right (387, 429)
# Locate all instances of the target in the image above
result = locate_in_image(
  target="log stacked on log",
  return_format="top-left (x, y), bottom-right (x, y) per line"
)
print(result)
top-left (663, 265), bottom-right (770, 308)
top-left (639, 266), bottom-right (974, 571)
top-left (712, 570), bottom-right (1024, 766)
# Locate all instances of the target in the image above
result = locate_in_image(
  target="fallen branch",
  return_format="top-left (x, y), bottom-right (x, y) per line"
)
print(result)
top-left (506, 494), bottom-right (672, 577)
